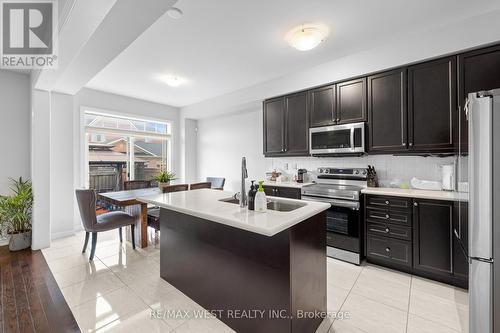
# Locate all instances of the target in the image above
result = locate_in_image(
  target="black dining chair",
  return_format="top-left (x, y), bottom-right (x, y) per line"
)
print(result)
top-left (76, 189), bottom-right (136, 261)
top-left (190, 182), bottom-right (212, 190)
top-left (147, 184), bottom-right (189, 232)
top-left (124, 180), bottom-right (152, 190)
top-left (206, 177), bottom-right (225, 190)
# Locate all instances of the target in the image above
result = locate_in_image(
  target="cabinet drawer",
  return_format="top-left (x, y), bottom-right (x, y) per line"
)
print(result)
top-left (366, 208), bottom-right (412, 226)
top-left (366, 195), bottom-right (412, 210)
top-left (367, 235), bottom-right (412, 268)
top-left (367, 222), bottom-right (412, 241)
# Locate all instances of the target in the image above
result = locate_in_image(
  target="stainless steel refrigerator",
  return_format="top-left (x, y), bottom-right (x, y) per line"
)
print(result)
top-left (459, 89), bottom-right (500, 333)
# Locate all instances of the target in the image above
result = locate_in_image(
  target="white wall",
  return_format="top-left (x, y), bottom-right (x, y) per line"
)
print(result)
top-left (0, 70), bottom-right (31, 195)
top-left (197, 109), bottom-right (266, 192)
top-left (50, 92), bottom-right (75, 239)
top-left (31, 89), bottom-right (51, 249)
top-left (180, 117), bottom-right (198, 183)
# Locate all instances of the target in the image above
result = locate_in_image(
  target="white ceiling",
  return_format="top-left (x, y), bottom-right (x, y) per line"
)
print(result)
top-left (85, 0), bottom-right (500, 107)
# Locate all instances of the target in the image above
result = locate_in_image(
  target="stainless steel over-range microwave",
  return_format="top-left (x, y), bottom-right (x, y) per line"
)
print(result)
top-left (309, 122), bottom-right (365, 155)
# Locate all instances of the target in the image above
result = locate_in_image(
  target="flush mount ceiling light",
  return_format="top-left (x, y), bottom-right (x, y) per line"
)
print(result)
top-left (285, 23), bottom-right (329, 51)
top-left (166, 7), bottom-right (183, 19)
top-left (160, 75), bottom-right (185, 87)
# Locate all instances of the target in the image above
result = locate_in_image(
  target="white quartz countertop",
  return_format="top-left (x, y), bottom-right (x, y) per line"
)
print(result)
top-left (137, 189), bottom-right (330, 237)
top-left (361, 187), bottom-right (468, 202)
top-left (262, 181), bottom-right (314, 189)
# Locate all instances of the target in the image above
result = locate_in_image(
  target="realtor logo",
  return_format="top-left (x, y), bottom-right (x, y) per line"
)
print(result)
top-left (1, 0), bottom-right (58, 68)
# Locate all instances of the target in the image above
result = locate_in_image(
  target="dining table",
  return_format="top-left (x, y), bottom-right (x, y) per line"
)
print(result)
top-left (97, 187), bottom-right (162, 248)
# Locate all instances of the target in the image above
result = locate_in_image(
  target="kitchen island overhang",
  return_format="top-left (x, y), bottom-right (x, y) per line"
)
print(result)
top-left (139, 189), bottom-right (330, 333)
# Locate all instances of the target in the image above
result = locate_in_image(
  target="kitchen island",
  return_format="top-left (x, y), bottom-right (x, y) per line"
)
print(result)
top-left (139, 189), bottom-right (330, 333)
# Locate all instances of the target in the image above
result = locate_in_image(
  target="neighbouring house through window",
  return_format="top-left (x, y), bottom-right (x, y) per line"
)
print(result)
top-left (84, 110), bottom-right (171, 194)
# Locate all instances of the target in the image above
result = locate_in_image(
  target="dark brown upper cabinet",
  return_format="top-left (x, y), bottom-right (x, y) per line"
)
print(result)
top-left (408, 56), bottom-right (457, 153)
top-left (285, 92), bottom-right (309, 155)
top-left (309, 85), bottom-right (336, 127)
top-left (263, 97), bottom-right (285, 155)
top-left (458, 44), bottom-right (500, 153)
top-left (336, 77), bottom-right (367, 124)
top-left (367, 68), bottom-right (407, 153)
top-left (413, 199), bottom-right (454, 278)
top-left (263, 91), bottom-right (309, 157)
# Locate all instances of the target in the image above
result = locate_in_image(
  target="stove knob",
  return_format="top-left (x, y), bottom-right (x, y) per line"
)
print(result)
top-left (355, 170), bottom-right (359, 175)
top-left (362, 170), bottom-right (367, 175)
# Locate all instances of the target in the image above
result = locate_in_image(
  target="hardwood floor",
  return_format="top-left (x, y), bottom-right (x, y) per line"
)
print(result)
top-left (0, 246), bottom-right (80, 333)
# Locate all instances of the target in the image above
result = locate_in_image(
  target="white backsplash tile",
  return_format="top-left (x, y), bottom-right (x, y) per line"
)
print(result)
top-left (266, 155), bottom-right (465, 186)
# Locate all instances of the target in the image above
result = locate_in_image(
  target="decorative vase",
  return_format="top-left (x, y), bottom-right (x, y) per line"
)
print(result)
top-left (8, 229), bottom-right (32, 251)
top-left (158, 181), bottom-right (170, 191)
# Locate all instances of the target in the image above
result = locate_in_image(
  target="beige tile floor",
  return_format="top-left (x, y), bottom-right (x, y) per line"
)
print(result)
top-left (43, 230), bottom-right (469, 333)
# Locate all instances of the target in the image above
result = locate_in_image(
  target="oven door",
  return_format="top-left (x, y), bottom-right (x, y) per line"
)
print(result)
top-left (302, 196), bottom-right (361, 253)
top-left (309, 122), bottom-right (365, 154)
top-left (326, 205), bottom-right (361, 253)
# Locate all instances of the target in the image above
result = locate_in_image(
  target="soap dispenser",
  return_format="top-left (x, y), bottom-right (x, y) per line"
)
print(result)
top-left (254, 181), bottom-right (267, 213)
top-left (248, 181), bottom-right (257, 210)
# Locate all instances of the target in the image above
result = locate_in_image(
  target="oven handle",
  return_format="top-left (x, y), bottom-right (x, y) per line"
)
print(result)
top-left (301, 195), bottom-right (360, 210)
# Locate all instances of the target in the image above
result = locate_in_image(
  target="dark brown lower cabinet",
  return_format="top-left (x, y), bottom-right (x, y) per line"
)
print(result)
top-left (367, 234), bottom-right (412, 268)
top-left (413, 199), bottom-right (453, 276)
top-left (263, 185), bottom-right (301, 199)
top-left (365, 195), bottom-right (468, 288)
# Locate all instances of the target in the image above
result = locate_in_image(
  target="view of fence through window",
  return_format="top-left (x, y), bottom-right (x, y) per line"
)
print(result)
top-left (85, 111), bottom-right (170, 193)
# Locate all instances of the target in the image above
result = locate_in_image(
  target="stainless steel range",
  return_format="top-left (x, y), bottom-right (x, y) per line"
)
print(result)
top-left (301, 167), bottom-right (367, 265)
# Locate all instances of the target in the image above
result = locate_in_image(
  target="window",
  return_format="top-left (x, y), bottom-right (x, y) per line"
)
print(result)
top-left (84, 110), bottom-right (171, 192)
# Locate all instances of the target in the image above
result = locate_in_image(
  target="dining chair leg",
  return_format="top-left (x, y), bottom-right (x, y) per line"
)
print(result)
top-left (130, 224), bottom-right (136, 250)
top-left (119, 227), bottom-right (123, 242)
top-left (82, 232), bottom-right (90, 253)
top-left (89, 232), bottom-right (98, 261)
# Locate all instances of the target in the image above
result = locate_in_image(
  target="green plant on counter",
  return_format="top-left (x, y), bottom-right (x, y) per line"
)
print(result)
top-left (0, 177), bottom-right (33, 234)
top-left (155, 171), bottom-right (177, 183)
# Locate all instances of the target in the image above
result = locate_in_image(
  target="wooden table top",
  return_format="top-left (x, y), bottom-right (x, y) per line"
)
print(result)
top-left (98, 188), bottom-right (162, 206)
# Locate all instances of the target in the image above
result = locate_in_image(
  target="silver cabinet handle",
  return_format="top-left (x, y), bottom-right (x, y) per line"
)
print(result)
top-left (414, 202), bottom-right (418, 207)
top-left (385, 247), bottom-right (391, 253)
top-left (385, 228), bottom-right (390, 233)
top-left (385, 200), bottom-right (390, 205)
top-left (385, 214), bottom-right (390, 219)
top-left (409, 143), bottom-right (413, 147)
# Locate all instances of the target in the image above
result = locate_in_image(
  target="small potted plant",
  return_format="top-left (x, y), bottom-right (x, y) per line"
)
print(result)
top-left (154, 171), bottom-right (176, 191)
top-left (0, 178), bottom-right (33, 251)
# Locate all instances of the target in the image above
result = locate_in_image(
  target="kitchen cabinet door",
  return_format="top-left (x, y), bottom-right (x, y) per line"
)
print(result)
top-left (408, 57), bottom-right (456, 153)
top-left (274, 187), bottom-right (301, 199)
top-left (285, 92), bottom-right (309, 155)
top-left (263, 186), bottom-right (276, 197)
top-left (458, 45), bottom-right (500, 153)
top-left (309, 85), bottom-right (336, 127)
top-left (263, 97), bottom-right (285, 156)
top-left (367, 69), bottom-right (407, 153)
top-left (453, 201), bottom-right (469, 284)
top-left (413, 199), bottom-right (453, 277)
top-left (336, 78), bottom-right (367, 124)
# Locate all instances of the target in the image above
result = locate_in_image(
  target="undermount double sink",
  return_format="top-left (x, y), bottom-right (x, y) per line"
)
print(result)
top-left (219, 197), bottom-right (306, 212)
